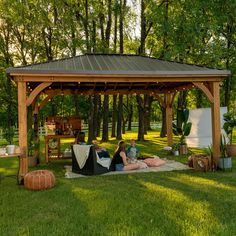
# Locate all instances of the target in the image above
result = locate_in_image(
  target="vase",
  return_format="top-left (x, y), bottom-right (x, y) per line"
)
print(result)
top-left (6, 145), bottom-right (15, 155)
top-left (218, 157), bottom-right (232, 170)
top-left (173, 150), bottom-right (179, 156)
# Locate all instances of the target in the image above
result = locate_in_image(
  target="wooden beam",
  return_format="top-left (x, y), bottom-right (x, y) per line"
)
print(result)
top-left (193, 82), bottom-right (214, 103)
top-left (18, 81), bottom-right (28, 182)
top-left (38, 94), bottom-right (54, 111)
top-left (44, 88), bottom-right (165, 96)
top-left (26, 82), bottom-right (52, 106)
top-left (13, 75), bottom-right (224, 83)
top-left (210, 82), bottom-right (221, 168)
top-left (165, 93), bottom-right (174, 145)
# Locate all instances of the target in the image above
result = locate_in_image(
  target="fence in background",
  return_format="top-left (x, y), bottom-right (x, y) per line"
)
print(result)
top-left (0, 122), bottom-right (161, 141)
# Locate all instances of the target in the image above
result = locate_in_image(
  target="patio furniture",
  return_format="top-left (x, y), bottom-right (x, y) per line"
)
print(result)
top-left (24, 170), bottom-right (55, 190)
top-left (72, 145), bottom-right (110, 175)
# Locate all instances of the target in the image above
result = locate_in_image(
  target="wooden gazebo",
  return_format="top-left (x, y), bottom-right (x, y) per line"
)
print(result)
top-left (6, 54), bottom-right (230, 180)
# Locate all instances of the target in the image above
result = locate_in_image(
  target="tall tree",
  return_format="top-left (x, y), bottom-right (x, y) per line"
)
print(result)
top-left (116, 94), bottom-right (123, 140)
top-left (111, 95), bottom-right (117, 137)
top-left (136, 95), bottom-right (145, 141)
top-left (102, 95), bottom-right (109, 141)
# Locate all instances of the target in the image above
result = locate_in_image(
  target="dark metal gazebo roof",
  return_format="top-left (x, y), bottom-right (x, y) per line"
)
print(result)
top-left (7, 54), bottom-right (231, 96)
top-left (7, 54), bottom-right (230, 77)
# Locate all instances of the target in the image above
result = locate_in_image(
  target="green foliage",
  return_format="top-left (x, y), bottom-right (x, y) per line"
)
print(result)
top-left (173, 109), bottom-right (192, 144)
top-left (171, 143), bottom-right (180, 151)
top-left (27, 128), bottom-right (35, 156)
top-left (204, 145), bottom-right (212, 157)
top-left (0, 0), bottom-right (235, 132)
top-left (3, 126), bottom-right (15, 144)
top-left (220, 134), bottom-right (228, 158)
top-left (223, 112), bottom-right (236, 144)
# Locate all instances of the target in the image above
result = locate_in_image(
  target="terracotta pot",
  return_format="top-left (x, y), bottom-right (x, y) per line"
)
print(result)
top-left (226, 144), bottom-right (236, 157)
top-left (179, 144), bottom-right (188, 155)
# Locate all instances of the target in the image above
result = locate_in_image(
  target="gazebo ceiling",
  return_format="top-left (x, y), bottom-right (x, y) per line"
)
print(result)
top-left (6, 54), bottom-right (230, 95)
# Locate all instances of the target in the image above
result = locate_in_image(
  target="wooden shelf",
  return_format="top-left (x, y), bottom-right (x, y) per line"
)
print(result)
top-left (45, 135), bottom-right (75, 163)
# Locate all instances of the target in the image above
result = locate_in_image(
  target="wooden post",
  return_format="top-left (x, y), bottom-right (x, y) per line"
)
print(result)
top-left (18, 81), bottom-right (28, 182)
top-left (165, 93), bottom-right (173, 145)
top-left (210, 82), bottom-right (221, 168)
top-left (33, 98), bottom-right (40, 164)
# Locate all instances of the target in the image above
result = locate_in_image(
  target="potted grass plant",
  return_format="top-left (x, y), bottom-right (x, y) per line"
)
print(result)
top-left (218, 134), bottom-right (232, 170)
top-left (223, 112), bottom-right (236, 156)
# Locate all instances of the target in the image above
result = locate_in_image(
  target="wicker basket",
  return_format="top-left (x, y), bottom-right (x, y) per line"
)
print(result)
top-left (189, 154), bottom-right (211, 172)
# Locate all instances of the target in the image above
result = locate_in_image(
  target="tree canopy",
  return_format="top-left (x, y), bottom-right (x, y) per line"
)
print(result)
top-left (0, 0), bottom-right (235, 140)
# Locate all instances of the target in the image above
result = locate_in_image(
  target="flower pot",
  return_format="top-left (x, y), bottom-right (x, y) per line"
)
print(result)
top-left (6, 145), bottom-right (15, 155)
top-left (218, 157), bottom-right (232, 170)
top-left (173, 150), bottom-right (179, 156)
top-left (179, 144), bottom-right (188, 155)
top-left (226, 144), bottom-right (236, 157)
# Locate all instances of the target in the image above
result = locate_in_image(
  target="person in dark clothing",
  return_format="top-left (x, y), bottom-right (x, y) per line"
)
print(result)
top-left (113, 141), bottom-right (147, 171)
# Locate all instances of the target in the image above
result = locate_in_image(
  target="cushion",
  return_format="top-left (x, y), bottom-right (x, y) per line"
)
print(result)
top-left (143, 158), bottom-right (166, 167)
top-left (24, 170), bottom-right (55, 190)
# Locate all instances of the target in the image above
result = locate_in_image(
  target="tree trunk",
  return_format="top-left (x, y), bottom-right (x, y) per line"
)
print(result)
top-left (84, 0), bottom-right (91, 52)
top-left (111, 95), bottom-right (117, 137)
top-left (119, 0), bottom-right (126, 54)
top-left (195, 90), bottom-right (203, 108)
top-left (51, 97), bottom-right (57, 116)
top-left (136, 95), bottom-right (145, 141)
top-left (159, 0), bottom-right (169, 59)
top-left (102, 95), bottom-right (109, 142)
top-left (105, 0), bottom-right (112, 49)
top-left (144, 95), bottom-right (153, 133)
top-left (73, 95), bottom-right (80, 116)
top-left (160, 106), bottom-right (167, 138)
top-left (177, 91), bottom-right (187, 129)
top-left (122, 116), bottom-right (126, 134)
top-left (140, 0), bottom-right (146, 55)
top-left (113, 0), bottom-right (118, 53)
top-left (127, 104), bottom-right (133, 131)
top-left (116, 95), bottom-right (123, 140)
top-left (88, 96), bottom-right (96, 143)
top-left (92, 20), bottom-right (96, 53)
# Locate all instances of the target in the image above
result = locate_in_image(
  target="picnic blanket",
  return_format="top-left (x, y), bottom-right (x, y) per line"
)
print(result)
top-left (65, 159), bottom-right (191, 178)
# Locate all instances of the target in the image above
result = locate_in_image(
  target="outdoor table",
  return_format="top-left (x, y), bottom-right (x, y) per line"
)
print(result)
top-left (0, 153), bottom-right (22, 184)
top-left (45, 135), bottom-right (75, 163)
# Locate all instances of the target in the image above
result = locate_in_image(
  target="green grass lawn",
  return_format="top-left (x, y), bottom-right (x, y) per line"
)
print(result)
top-left (1, 130), bottom-right (236, 236)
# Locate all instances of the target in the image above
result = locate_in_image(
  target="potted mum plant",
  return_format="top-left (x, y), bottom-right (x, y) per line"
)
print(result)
top-left (218, 134), bottom-right (232, 170)
top-left (223, 112), bottom-right (236, 156)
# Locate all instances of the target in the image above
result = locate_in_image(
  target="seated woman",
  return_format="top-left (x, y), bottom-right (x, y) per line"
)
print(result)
top-left (113, 141), bottom-right (147, 171)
